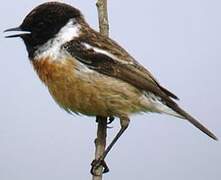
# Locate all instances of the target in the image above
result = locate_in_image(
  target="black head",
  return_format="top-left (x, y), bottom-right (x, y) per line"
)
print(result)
top-left (4, 2), bottom-right (83, 58)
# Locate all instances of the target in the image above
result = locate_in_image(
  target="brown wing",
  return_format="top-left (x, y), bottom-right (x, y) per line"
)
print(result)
top-left (63, 32), bottom-right (217, 140)
top-left (64, 30), bottom-right (179, 100)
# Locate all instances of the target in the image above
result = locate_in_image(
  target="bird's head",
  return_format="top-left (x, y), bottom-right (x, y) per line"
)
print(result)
top-left (4, 2), bottom-right (86, 58)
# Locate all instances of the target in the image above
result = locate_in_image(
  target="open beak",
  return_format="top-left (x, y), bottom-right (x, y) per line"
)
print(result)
top-left (4, 27), bottom-right (31, 38)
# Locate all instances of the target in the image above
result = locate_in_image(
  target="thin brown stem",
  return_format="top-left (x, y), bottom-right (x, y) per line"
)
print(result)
top-left (92, 117), bottom-right (107, 179)
top-left (96, 0), bottom-right (109, 36)
top-left (92, 0), bottom-right (109, 180)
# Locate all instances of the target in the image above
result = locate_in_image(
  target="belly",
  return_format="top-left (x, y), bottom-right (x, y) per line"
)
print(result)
top-left (32, 57), bottom-right (148, 116)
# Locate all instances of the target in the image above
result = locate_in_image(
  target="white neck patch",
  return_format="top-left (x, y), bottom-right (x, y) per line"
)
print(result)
top-left (34, 19), bottom-right (80, 60)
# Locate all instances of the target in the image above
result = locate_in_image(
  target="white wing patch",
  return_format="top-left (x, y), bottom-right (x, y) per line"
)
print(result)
top-left (34, 19), bottom-right (81, 60)
top-left (82, 43), bottom-right (133, 64)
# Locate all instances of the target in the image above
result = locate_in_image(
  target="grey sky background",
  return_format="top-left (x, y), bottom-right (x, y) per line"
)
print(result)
top-left (0, 0), bottom-right (221, 180)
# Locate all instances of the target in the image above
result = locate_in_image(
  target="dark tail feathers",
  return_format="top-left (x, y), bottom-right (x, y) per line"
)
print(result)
top-left (166, 100), bottom-right (218, 141)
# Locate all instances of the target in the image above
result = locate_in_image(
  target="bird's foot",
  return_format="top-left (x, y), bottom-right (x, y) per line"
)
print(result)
top-left (107, 116), bottom-right (115, 128)
top-left (96, 116), bottom-right (114, 123)
top-left (107, 116), bottom-right (115, 124)
top-left (90, 158), bottom-right (109, 175)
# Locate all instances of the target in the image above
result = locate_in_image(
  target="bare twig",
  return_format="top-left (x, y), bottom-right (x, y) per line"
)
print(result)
top-left (96, 0), bottom-right (109, 36)
top-left (92, 1), bottom-right (109, 180)
top-left (93, 117), bottom-right (107, 180)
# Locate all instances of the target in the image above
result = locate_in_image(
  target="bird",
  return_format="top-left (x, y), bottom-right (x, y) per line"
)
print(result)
top-left (4, 1), bottom-right (217, 174)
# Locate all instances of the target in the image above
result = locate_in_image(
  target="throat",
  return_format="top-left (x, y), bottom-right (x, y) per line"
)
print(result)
top-left (34, 39), bottom-right (65, 60)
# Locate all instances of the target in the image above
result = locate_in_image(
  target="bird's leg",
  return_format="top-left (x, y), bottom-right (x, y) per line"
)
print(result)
top-left (91, 116), bottom-right (130, 175)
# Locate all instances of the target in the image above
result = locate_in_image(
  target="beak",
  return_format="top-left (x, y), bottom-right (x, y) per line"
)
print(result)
top-left (4, 27), bottom-right (31, 38)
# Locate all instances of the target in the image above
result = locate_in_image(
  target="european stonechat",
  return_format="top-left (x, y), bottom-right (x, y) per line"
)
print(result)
top-left (4, 1), bottom-right (217, 174)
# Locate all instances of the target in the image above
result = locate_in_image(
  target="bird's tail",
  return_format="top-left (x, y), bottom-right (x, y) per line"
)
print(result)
top-left (162, 100), bottom-right (218, 141)
top-left (144, 91), bottom-right (217, 140)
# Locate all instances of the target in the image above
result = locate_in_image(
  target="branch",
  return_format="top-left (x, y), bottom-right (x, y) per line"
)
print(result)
top-left (96, 0), bottom-right (109, 36)
top-left (93, 1), bottom-right (109, 180)
top-left (93, 117), bottom-right (107, 180)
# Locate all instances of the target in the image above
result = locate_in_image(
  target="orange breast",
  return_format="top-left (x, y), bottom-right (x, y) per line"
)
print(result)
top-left (32, 57), bottom-right (82, 111)
top-left (32, 57), bottom-right (110, 115)
top-left (32, 57), bottom-right (144, 117)
top-left (32, 57), bottom-right (75, 84)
